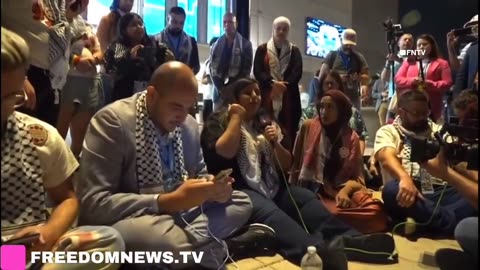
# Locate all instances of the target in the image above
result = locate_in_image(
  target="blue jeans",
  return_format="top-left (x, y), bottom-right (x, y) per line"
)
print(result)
top-left (382, 181), bottom-right (477, 234)
top-left (242, 186), bottom-right (358, 263)
top-left (455, 217), bottom-right (478, 265)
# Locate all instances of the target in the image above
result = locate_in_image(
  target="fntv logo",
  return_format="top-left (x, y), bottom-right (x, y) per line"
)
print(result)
top-left (399, 49), bottom-right (427, 57)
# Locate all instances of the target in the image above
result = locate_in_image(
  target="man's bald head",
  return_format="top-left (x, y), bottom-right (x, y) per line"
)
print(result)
top-left (150, 61), bottom-right (198, 96)
top-left (146, 61), bottom-right (198, 134)
top-left (223, 12), bottom-right (237, 36)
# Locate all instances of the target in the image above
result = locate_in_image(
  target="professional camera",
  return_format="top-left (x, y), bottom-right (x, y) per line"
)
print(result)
top-left (383, 18), bottom-right (404, 48)
top-left (409, 117), bottom-right (478, 170)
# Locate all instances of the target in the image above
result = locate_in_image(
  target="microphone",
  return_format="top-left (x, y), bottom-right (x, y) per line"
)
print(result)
top-left (258, 113), bottom-right (275, 145)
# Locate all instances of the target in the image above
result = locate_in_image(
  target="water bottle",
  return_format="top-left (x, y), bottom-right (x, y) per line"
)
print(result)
top-left (301, 246), bottom-right (323, 270)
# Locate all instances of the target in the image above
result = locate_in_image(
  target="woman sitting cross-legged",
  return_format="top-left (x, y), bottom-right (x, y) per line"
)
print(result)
top-left (291, 90), bottom-right (389, 234)
top-left (200, 79), bottom-right (396, 269)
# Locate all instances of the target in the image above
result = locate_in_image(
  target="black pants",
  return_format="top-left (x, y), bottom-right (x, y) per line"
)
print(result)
top-left (242, 186), bottom-right (359, 263)
top-left (18, 66), bottom-right (60, 126)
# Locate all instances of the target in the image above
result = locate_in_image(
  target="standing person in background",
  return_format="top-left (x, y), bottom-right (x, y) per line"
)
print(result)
top-left (372, 75), bottom-right (389, 126)
top-left (209, 13), bottom-right (253, 108)
top-left (308, 69), bottom-right (321, 105)
top-left (381, 33), bottom-right (414, 124)
top-left (446, 15), bottom-right (477, 75)
top-left (56, 4), bottom-right (104, 159)
top-left (96, 0), bottom-right (133, 104)
top-left (395, 34), bottom-right (453, 123)
top-left (96, 0), bottom-right (134, 53)
top-left (104, 13), bottom-right (174, 103)
top-left (253, 16), bottom-right (303, 146)
top-left (319, 29), bottom-right (369, 110)
top-left (154, 7), bottom-right (200, 75)
top-left (2, 0), bottom-right (79, 126)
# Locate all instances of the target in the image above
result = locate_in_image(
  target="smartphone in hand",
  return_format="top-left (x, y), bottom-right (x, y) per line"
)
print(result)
top-left (210, 169), bottom-right (233, 184)
top-left (3, 233), bottom-right (41, 247)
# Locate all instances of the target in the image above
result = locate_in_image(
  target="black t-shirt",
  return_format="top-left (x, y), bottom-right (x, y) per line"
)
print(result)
top-left (200, 111), bottom-right (291, 192)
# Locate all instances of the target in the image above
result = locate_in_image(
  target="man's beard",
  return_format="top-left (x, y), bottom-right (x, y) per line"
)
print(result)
top-left (403, 120), bottom-right (430, 133)
top-left (342, 46), bottom-right (352, 54)
top-left (168, 27), bottom-right (182, 36)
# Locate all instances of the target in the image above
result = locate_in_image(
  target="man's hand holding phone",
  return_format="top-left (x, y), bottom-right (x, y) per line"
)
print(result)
top-left (207, 169), bottom-right (234, 203)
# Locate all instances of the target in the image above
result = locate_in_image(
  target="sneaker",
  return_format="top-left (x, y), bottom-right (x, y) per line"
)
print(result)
top-left (334, 233), bottom-right (398, 264)
top-left (226, 223), bottom-right (276, 259)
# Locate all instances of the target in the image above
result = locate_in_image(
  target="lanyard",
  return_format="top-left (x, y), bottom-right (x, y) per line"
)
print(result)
top-left (339, 51), bottom-right (352, 73)
top-left (159, 139), bottom-right (175, 174)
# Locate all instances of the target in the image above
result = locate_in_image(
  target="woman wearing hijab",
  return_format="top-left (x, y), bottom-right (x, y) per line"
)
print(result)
top-left (104, 13), bottom-right (174, 103)
top-left (299, 70), bottom-right (369, 155)
top-left (291, 90), bottom-right (388, 234)
top-left (253, 16), bottom-right (303, 145)
top-left (201, 79), bottom-right (395, 269)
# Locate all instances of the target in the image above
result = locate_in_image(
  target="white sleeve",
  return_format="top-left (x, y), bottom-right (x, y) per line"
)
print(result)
top-left (38, 126), bottom-right (79, 188)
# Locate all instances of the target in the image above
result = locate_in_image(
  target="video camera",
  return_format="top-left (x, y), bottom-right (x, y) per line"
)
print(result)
top-left (383, 18), bottom-right (404, 49)
top-left (409, 117), bottom-right (478, 170)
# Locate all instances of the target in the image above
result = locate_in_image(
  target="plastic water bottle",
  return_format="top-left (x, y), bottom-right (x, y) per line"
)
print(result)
top-left (301, 246), bottom-right (323, 270)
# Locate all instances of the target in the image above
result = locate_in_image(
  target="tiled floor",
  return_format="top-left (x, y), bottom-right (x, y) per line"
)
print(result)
top-left (227, 235), bottom-right (463, 270)
top-left (226, 191), bottom-right (468, 270)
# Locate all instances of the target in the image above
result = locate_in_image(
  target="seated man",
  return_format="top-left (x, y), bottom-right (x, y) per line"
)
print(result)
top-left (1, 27), bottom-right (124, 270)
top-left (76, 61), bottom-right (256, 269)
top-left (375, 89), bottom-right (477, 234)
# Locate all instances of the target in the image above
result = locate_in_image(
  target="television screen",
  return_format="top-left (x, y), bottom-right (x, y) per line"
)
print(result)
top-left (305, 17), bottom-right (346, 58)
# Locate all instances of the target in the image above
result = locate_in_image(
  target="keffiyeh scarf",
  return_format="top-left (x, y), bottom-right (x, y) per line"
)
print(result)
top-left (266, 38), bottom-right (292, 119)
top-left (237, 124), bottom-right (279, 199)
top-left (1, 113), bottom-right (48, 234)
top-left (155, 30), bottom-right (192, 65)
top-left (135, 92), bottom-right (188, 194)
top-left (210, 33), bottom-right (244, 79)
top-left (392, 116), bottom-right (434, 181)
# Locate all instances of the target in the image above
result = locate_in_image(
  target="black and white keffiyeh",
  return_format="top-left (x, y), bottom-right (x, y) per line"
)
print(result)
top-left (392, 116), bottom-right (434, 180)
top-left (209, 32), bottom-right (244, 79)
top-left (155, 30), bottom-right (192, 65)
top-left (237, 124), bottom-right (279, 199)
top-left (1, 113), bottom-right (48, 231)
top-left (135, 92), bottom-right (188, 194)
top-left (266, 38), bottom-right (292, 119)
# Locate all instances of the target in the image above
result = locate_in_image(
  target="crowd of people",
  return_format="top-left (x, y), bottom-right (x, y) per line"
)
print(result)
top-left (1, 0), bottom-right (478, 269)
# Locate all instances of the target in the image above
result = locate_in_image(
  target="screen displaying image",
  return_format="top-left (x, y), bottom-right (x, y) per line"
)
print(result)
top-left (305, 17), bottom-right (346, 58)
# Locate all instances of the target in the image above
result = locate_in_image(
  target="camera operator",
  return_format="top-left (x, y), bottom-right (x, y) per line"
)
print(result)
top-left (381, 33), bottom-right (414, 124)
top-left (420, 95), bottom-right (478, 265)
top-left (453, 15), bottom-right (478, 97)
top-left (447, 15), bottom-right (477, 74)
top-left (374, 89), bottom-right (477, 235)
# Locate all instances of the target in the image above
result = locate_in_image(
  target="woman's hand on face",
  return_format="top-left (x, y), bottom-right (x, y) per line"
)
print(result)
top-left (228, 104), bottom-right (247, 120)
top-left (130, 44), bottom-right (144, 59)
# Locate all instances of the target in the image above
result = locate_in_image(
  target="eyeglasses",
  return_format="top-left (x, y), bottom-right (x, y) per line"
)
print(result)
top-left (2, 94), bottom-right (26, 109)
